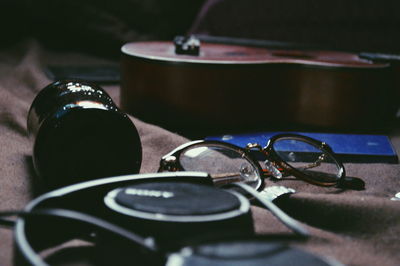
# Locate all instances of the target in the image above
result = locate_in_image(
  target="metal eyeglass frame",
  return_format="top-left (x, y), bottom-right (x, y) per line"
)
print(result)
top-left (158, 133), bottom-right (346, 190)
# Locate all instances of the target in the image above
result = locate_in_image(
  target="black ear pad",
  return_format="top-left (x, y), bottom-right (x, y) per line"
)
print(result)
top-left (166, 238), bottom-right (337, 266)
top-left (103, 181), bottom-right (254, 249)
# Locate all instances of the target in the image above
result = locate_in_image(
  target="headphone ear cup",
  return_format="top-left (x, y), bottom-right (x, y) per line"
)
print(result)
top-left (166, 238), bottom-right (338, 266)
top-left (103, 181), bottom-right (254, 250)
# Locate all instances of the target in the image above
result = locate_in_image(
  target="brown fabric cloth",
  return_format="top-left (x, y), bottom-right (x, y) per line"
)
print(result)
top-left (0, 40), bottom-right (400, 266)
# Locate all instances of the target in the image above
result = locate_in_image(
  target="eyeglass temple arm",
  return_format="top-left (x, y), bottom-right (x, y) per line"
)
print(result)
top-left (227, 182), bottom-right (310, 238)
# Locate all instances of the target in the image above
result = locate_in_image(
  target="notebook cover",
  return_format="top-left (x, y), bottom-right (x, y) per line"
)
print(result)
top-left (206, 132), bottom-right (398, 163)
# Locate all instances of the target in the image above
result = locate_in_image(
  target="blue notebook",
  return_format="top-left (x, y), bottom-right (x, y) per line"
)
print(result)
top-left (206, 132), bottom-right (398, 163)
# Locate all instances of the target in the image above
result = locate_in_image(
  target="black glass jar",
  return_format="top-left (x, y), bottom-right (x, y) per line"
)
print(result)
top-left (27, 80), bottom-right (142, 189)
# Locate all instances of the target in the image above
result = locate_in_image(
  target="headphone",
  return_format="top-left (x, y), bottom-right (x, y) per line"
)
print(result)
top-left (0, 171), bottom-right (344, 266)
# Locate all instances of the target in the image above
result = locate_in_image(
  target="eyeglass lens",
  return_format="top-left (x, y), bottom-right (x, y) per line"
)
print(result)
top-left (272, 139), bottom-right (341, 183)
top-left (179, 144), bottom-right (261, 189)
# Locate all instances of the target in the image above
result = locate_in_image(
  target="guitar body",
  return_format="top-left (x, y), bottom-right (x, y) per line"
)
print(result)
top-left (120, 40), bottom-right (397, 136)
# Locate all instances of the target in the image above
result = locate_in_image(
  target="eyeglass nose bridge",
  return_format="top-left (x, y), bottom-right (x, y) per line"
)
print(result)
top-left (245, 143), bottom-right (282, 178)
top-left (159, 155), bottom-right (179, 171)
top-left (245, 143), bottom-right (272, 156)
top-left (245, 143), bottom-right (263, 151)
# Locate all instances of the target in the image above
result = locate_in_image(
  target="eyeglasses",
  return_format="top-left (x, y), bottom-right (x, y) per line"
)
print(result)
top-left (158, 133), bottom-right (346, 190)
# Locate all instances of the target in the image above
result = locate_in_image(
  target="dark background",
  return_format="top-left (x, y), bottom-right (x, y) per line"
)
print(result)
top-left (2, 0), bottom-right (400, 58)
top-left (0, 0), bottom-right (205, 58)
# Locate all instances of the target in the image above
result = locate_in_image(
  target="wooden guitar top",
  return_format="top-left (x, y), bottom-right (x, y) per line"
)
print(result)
top-left (122, 41), bottom-right (388, 68)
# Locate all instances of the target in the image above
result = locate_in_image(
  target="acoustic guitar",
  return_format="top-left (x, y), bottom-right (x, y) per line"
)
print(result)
top-left (120, 36), bottom-right (398, 137)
